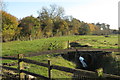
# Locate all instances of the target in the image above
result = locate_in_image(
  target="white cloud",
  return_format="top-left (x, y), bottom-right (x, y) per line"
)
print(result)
top-left (66, 0), bottom-right (119, 29)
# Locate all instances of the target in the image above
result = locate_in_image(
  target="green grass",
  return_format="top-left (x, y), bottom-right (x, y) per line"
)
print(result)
top-left (27, 53), bottom-right (76, 78)
top-left (7, 53), bottom-right (76, 78)
top-left (3, 52), bottom-right (120, 78)
top-left (2, 34), bottom-right (119, 78)
top-left (26, 53), bottom-right (76, 68)
top-left (2, 35), bottom-right (118, 56)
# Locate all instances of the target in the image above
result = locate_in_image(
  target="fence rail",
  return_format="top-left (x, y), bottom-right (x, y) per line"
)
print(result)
top-left (1, 54), bottom-right (120, 80)
top-left (21, 58), bottom-right (48, 67)
top-left (1, 56), bottom-right (18, 60)
top-left (0, 65), bottom-right (49, 80)
top-left (3, 62), bottom-right (18, 66)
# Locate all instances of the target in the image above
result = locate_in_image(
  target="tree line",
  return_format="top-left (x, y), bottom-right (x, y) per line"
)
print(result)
top-left (1, 5), bottom-right (119, 42)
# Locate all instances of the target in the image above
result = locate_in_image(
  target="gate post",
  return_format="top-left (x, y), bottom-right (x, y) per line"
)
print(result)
top-left (18, 54), bottom-right (25, 80)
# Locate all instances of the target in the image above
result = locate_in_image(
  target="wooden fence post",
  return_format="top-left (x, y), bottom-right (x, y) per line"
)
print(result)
top-left (75, 49), bottom-right (78, 63)
top-left (18, 54), bottom-right (25, 80)
top-left (48, 60), bottom-right (51, 79)
top-left (68, 40), bottom-right (69, 49)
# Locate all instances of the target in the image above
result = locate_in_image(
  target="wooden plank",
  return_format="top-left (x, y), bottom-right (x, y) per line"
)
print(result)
top-left (0, 57), bottom-right (17, 60)
top-left (21, 70), bottom-right (49, 80)
top-left (3, 62), bottom-right (18, 66)
top-left (51, 65), bottom-right (97, 77)
top-left (21, 58), bottom-right (48, 67)
top-left (0, 65), bottom-right (18, 71)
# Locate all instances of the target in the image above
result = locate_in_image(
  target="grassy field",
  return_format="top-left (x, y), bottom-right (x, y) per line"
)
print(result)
top-left (2, 35), bottom-right (119, 78)
top-left (2, 35), bottom-right (118, 56)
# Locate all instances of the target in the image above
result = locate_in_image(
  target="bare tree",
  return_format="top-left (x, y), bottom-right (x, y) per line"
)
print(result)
top-left (0, 0), bottom-right (6, 11)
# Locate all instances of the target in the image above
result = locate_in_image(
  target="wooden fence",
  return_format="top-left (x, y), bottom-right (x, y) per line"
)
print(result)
top-left (1, 54), bottom-right (120, 80)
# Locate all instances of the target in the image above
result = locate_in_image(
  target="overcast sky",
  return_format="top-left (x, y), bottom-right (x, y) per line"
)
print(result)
top-left (3, 0), bottom-right (119, 29)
